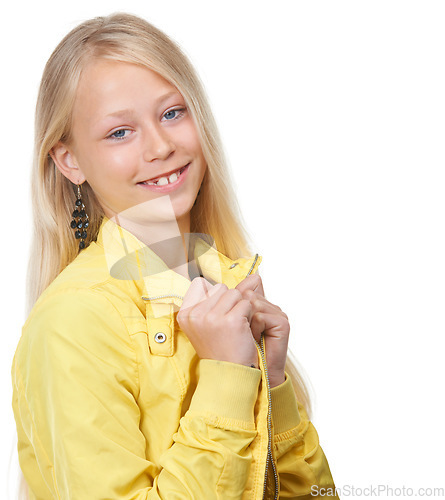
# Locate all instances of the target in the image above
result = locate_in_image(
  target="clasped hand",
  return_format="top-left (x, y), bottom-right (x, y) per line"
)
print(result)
top-left (177, 273), bottom-right (289, 388)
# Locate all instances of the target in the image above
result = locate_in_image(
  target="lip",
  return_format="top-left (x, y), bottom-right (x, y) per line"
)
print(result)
top-left (138, 163), bottom-right (187, 184)
top-left (137, 162), bottom-right (190, 193)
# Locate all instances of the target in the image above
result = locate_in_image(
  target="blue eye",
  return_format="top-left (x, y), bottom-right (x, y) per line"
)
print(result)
top-left (108, 129), bottom-right (131, 140)
top-left (106, 108), bottom-right (185, 141)
top-left (163, 108), bottom-right (186, 121)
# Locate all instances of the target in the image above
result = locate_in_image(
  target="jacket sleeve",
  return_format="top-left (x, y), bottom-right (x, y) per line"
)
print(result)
top-left (270, 373), bottom-right (340, 499)
top-left (12, 288), bottom-right (262, 499)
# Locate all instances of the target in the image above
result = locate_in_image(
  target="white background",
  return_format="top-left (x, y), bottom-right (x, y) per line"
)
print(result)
top-left (1, 1), bottom-right (444, 498)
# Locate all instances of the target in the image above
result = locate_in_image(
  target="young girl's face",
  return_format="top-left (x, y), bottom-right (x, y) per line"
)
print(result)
top-left (53, 58), bottom-right (207, 227)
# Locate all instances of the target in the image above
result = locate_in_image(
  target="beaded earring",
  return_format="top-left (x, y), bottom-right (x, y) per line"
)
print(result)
top-left (70, 183), bottom-right (89, 250)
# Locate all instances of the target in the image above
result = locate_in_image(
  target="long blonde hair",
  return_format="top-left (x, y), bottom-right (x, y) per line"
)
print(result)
top-left (19, 11), bottom-right (313, 498)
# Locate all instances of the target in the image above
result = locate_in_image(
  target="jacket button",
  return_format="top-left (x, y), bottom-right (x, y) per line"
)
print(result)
top-left (154, 332), bottom-right (167, 343)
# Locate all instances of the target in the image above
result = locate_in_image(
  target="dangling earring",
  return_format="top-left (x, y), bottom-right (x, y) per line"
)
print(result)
top-left (70, 183), bottom-right (89, 250)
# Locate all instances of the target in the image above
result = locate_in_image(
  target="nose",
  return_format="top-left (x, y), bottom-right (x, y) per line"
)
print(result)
top-left (142, 123), bottom-right (176, 162)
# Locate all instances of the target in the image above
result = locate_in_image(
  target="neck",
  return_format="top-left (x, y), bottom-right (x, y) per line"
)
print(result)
top-left (108, 209), bottom-right (193, 281)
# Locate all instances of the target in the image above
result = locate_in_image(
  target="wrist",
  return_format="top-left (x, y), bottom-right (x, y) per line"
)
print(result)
top-left (268, 371), bottom-right (286, 388)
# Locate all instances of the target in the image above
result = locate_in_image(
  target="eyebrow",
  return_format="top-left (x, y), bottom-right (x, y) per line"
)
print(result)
top-left (103, 90), bottom-right (181, 120)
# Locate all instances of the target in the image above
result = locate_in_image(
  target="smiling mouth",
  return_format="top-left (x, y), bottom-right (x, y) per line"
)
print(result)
top-left (138, 163), bottom-right (190, 186)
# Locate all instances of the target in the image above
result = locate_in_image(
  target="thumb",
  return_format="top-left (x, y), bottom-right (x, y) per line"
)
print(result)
top-left (181, 277), bottom-right (224, 311)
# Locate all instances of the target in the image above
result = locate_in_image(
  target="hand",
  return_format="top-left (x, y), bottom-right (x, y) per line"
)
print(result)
top-left (177, 277), bottom-right (259, 368)
top-left (236, 274), bottom-right (289, 387)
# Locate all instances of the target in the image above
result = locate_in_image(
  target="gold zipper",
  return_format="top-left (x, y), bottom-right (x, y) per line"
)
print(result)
top-left (142, 254), bottom-right (277, 498)
top-left (246, 256), bottom-right (278, 500)
top-left (254, 333), bottom-right (278, 499)
top-left (142, 293), bottom-right (184, 301)
top-left (247, 253), bottom-right (259, 276)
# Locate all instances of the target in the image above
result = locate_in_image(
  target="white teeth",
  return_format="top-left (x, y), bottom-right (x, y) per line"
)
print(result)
top-left (157, 177), bottom-right (169, 186)
top-left (141, 165), bottom-right (187, 186)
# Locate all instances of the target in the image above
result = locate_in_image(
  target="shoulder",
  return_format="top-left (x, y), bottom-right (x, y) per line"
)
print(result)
top-left (12, 244), bottom-right (144, 399)
top-left (12, 286), bottom-right (139, 399)
top-left (24, 287), bottom-right (126, 335)
top-left (15, 243), bottom-right (140, 374)
top-left (33, 241), bottom-right (115, 308)
top-left (25, 240), bottom-right (146, 335)
top-left (18, 287), bottom-right (133, 365)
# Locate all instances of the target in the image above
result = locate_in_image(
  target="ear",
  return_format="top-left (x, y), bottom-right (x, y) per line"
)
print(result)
top-left (50, 142), bottom-right (86, 185)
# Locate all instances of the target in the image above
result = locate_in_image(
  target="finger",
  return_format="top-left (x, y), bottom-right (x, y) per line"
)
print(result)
top-left (181, 277), bottom-right (211, 310)
top-left (250, 311), bottom-right (290, 342)
top-left (181, 279), bottom-right (225, 311)
top-left (235, 273), bottom-right (265, 297)
top-left (209, 288), bottom-right (250, 319)
top-left (244, 290), bottom-right (285, 316)
top-left (178, 283), bottom-right (228, 332)
top-left (228, 297), bottom-right (254, 327)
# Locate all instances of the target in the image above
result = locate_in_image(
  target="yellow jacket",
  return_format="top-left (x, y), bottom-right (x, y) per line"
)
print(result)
top-left (12, 216), bottom-right (339, 499)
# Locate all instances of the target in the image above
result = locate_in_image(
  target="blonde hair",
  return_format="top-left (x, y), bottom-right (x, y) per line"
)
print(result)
top-left (19, 11), bottom-right (313, 497)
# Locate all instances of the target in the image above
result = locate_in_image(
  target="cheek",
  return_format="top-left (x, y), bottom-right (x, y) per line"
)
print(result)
top-left (85, 144), bottom-right (138, 180)
top-left (178, 121), bottom-right (204, 155)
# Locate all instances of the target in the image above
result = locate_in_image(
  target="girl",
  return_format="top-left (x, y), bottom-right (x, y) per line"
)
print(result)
top-left (11, 12), bottom-right (339, 499)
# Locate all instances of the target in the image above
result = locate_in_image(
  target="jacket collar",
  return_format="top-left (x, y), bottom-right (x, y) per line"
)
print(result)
top-left (95, 216), bottom-right (262, 306)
